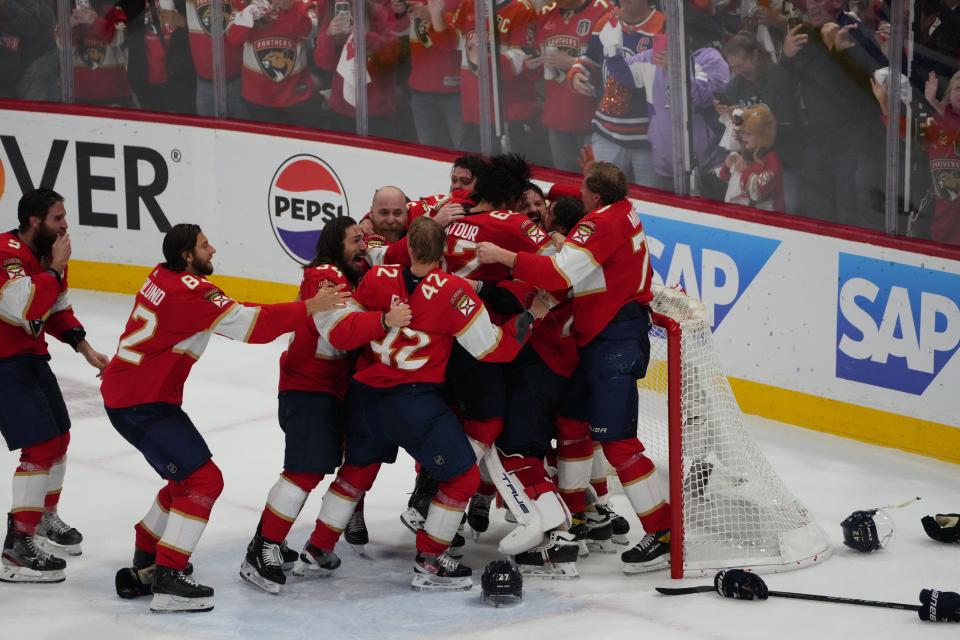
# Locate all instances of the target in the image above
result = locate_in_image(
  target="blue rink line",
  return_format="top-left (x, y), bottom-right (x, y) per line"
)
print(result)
top-left (123, 540), bottom-right (586, 640)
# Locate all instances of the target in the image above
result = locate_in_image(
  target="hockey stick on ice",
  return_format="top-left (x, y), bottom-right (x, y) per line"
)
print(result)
top-left (655, 586), bottom-right (921, 611)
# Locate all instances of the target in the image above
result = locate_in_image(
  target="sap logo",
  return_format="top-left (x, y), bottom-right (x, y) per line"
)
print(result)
top-left (836, 253), bottom-right (960, 395)
top-left (642, 216), bottom-right (780, 329)
top-left (0, 136), bottom-right (171, 231)
top-left (268, 154), bottom-right (349, 264)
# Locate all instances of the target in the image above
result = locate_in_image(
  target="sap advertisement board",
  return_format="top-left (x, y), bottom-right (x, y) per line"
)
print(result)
top-left (1, 109), bottom-right (958, 436)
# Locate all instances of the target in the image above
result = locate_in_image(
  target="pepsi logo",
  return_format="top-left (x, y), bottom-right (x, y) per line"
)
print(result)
top-left (268, 154), bottom-right (349, 264)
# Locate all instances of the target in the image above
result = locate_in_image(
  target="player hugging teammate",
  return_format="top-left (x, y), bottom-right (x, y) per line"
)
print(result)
top-left (46, 152), bottom-right (670, 611)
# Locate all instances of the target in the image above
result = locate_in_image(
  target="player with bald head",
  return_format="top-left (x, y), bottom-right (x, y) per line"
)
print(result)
top-left (369, 187), bottom-right (409, 243)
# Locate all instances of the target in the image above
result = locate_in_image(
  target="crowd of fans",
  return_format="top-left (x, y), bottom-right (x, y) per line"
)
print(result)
top-left (1, 0), bottom-right (959, 244)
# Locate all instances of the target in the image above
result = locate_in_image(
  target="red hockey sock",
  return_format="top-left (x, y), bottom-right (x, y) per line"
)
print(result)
top-left (601, 439), bottom-right (670, 532)
top-left (43, 432), bottom-right (70, 511)
top-left (417, 465), bottom-right (479, 556)
top-left (156, 461), bottom-right (224, 571)
top-left (476, 481), bottom-right (496, 498)
top-left (11, 436), bottom-right (60, 534)
top-left (462, 417), bottom-right (503, 449)
top-left (260, 470), bottom-right (323, 543)
top-left (556, 417), bottom-right (592, 513)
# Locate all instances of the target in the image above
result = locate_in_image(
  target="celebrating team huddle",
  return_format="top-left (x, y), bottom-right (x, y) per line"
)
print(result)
top-left (0, 153), bottom-right (671, 614)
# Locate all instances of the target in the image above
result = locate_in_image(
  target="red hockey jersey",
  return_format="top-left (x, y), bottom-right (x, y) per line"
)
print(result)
top-left (73, 10), bottom-right (131, 102)
top-left (0, 231), bottom-right (82, 360)
top-left (370, 210), bottom-right (553, 281)
top-left (536, 0), bottom-right (613, 133)
top-left (278, 264), bottom-right (386, 397)
top-left (186, 0), bottom-right (244, 80)
top-left (451, 0), bottom-right (537, 123)
top-left (332, 265), bottom-right (530, 388)
top-left (406, 0), bottom-right (461, 94)
top-left (513, 198), bottom-right (652, 345)
top-left (226, 0), bottom-right (315, 108)
top-left (100, 264), bottom-right (306, 408)
top-left (925, 107), bottom-right (960, 245)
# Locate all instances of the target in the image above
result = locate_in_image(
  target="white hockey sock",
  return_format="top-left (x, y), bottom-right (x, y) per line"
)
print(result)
top-left (621, 467), bottom-right (666, 521)
top-left (316, 480), bottom-right (362, 532)
top-left (423, 491), bottom-right (467, 546)
top-left (265, 475), bottom-right (309, 525)
top-left (138, 495), bottom-right (170, 541)
top-left (12, 469), bottom-right (49, 518)
top-left (557, 457), bottom-right (591, 497)
top-left (157, 509), bottom-right (208, 559)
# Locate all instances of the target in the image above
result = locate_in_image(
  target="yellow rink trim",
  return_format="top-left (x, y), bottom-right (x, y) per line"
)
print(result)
top-left (70, 260), bottom-right (960, 464)
top-left (69, 260), bottom-right (299, 303)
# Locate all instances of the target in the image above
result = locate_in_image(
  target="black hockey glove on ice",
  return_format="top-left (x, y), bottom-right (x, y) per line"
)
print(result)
top-left (714, 570), bottom-right (768, 601)
top-left (918, 589), bottom-right (960, 622)
top-left (921, 514), bottom-right (960, 544)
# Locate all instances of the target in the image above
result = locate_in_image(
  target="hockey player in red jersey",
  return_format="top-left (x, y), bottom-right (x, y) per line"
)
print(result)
top-left (103, 223), bottom-right (349, 612)
top-left (300, 216), bottom-right (549, 591)
top-left (0, 189), bottom-right (109, 584)
top-left (240, 217), bottom-right (412, 594)
top-left (478, 162), bottom-right (673, 574)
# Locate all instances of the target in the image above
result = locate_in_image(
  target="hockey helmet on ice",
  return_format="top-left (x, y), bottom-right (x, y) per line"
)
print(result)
top-left (481, 560), bottom-right (522, 606)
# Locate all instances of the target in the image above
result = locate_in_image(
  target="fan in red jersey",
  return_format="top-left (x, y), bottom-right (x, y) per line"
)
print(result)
top-left (0, 189), bottom-right (109, 584)
top-left (300, 216), bottom-right (549, 591)
top-left (185, 0), bottom-right (247, 117)
top-left (239, 217), bottom-right (412, 595)
top-left (226, 0), bottom-right (318, 126)
top-left (478, 161), bottom-right (674, 575)
top-left (102, 223), bottom-right (349, 612)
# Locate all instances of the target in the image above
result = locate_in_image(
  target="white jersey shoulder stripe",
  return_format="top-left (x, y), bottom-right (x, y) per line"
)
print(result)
top-left (455, 305), bottom-right (504, 360)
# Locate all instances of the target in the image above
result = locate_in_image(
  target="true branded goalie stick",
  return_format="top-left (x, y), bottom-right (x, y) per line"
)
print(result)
top-left (655, 585), bottom-right (921, 612)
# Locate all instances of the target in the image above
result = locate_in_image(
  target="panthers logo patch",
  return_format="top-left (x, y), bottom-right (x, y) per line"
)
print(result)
top-left (570, 221), bottom-right (595, 244)
top-left (3, 259), bottom-right (25, 280)
top-left (204, 288), bottom-right (233, 308)
top-left (452, 290), bottom-right (477, 318)
top-left (255, 38), bottom-right (297, 82)
top-left (79, 41), bottom-right (107, 70)
top-left (195, 0), bottom-right (227, 35)
top-left (521, 219), bottom-right (547, 244)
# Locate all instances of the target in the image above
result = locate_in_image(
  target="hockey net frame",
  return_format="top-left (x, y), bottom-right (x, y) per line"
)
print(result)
top-left (637, 285), bottom-right (832, 579)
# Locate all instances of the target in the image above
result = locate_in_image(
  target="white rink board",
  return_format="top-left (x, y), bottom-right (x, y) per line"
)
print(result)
top-left (1, 108), bottom-right (959, 432)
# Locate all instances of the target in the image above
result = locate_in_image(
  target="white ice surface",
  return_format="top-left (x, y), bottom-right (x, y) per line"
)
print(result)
top-left (2, 289), bottom-right (959, 639)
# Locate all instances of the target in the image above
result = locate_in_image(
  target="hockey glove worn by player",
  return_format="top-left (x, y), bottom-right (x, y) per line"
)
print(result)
top-left (714, 569), bottom-right (769, 601)
top-left (918, 589), bottom-right (960, 622)
top-left (922, 514), bottom-right (960, 544)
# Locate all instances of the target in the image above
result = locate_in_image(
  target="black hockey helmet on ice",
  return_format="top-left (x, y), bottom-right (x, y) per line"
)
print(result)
top-left (841, 509), bottom-right (895, 552)
top-left (481, 560), bottom-right (522, 606)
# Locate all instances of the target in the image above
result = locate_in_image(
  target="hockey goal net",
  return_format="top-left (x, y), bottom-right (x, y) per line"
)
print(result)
top-left (635, 285), bottom-right (832, 578)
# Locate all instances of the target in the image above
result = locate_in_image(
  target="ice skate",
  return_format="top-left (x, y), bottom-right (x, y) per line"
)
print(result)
top-left (1, 514), bottom-right (66, 584)
top-left (345, 508), bottom-right (368, 555)
top-left (512, 530), bottom-right (579, 579)
top-left (279, 539), bottom-right (298, 571)
top-left (568, 512), bottom-right (590, 558)
top-left (401, 472), bottom-right (438, 532)
top-left (411, 551), bottom-right (473, 591)
top-left (116, 549), bottom-right (194, 599)
top-left (35, 511), bottom-right (83, 556)
top-left (467, 493), bottom-right (492, 538)
top-left (585, 509), bottom-right (616, 553)
top-left (292, 542), bottom-right (341, 578)
top-left (240, 534), bottom-right (286, 595)
top-left (595, 501), bottom-right (630, 545)
top-left (622, 529), bottom-right (670, 574)
top-left (150, 565), bottom-right (214, 613)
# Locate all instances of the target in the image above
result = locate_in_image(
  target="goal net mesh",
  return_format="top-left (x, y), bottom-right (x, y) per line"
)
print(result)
top-left (635, 285), bottom-right (832, 576)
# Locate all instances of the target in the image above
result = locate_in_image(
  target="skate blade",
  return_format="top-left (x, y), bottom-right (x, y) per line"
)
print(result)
top-left (577, 540), bottom-right (590, 558)
top-left (612, 534), bottom-right (630, 546)
top-left (517, 562), bottom-right (579, 580)
top-left (35, 536), bottom-right (82, 557)
top-left (239, 561), bottom-right (281, 595)
top-left (504, 512), bottom-right (518, 524)
top-left (0, 564), bottom-right (65, 583)
top-left (291, 560), bottom-right (337, 578)
top-left (400, 509), bottom-right (425, 533)
top-left (410, 573), bottom-right (473, 591)
top-left (348, 543), bottom-right (366, 556)
top-left (622, 557), bottom-right (670, 575)
top-left (586, 538), bottom-right (618, 554)
top-left (150, 593), bottom-right (214, 613)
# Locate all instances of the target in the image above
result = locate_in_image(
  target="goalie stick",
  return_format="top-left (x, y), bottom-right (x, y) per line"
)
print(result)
top-left (655, 585), bottom-right (921, 612)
